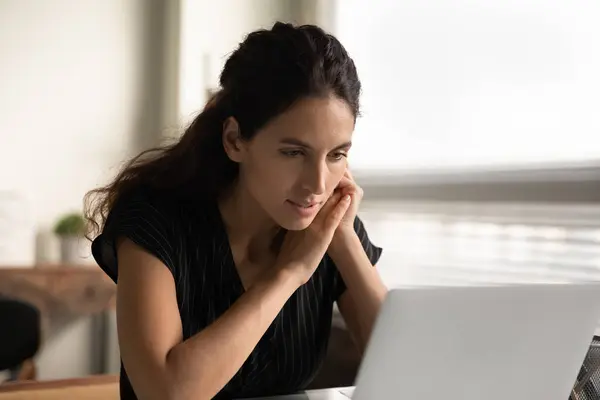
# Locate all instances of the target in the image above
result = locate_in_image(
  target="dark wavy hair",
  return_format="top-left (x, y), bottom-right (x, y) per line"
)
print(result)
top-left (84, 22), bottom-right (361, 240)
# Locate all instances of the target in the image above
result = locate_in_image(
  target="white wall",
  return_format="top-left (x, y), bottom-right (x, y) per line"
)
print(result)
top-left (0, 0), bottom-right (169, 264)
top-left (0, 0), bottom-right (173, 379)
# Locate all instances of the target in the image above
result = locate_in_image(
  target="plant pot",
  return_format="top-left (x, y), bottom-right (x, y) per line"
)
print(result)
top-left (59, 236), bottom-right (85, 265)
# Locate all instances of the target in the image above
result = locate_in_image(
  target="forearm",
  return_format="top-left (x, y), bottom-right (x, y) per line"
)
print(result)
top-left (329, 233), bottom-right (388, 350)
top-left (165, 268), bottom-right (299, 400)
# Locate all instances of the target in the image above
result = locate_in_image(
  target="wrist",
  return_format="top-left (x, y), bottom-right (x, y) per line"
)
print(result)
top-left (329, 228), bottom-right (360, 257)
top-left (269, 262), bottom-right (306, 290)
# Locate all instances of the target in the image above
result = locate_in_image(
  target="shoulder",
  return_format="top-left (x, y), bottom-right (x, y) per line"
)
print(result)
top-left (109, 187), bottom-right (174, 229)
top-left (92, 186), bottom-right (212, 283)
top-left (102, 186), bottom-right (185, 254)
top-left (104, 185), bottom-right (218, 240)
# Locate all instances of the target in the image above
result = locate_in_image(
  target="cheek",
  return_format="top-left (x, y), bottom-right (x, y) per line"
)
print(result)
top-left (245, 155), bottom-right (294, 191)
top-left (325, 165), bottom-right (347, 193)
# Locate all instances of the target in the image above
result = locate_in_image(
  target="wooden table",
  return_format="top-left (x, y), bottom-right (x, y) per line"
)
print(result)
top-left (0, 374), bottom-right (119, 400)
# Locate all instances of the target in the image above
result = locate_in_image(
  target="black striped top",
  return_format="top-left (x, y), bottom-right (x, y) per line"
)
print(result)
top-left (91, 187), bottom-right (382, 399)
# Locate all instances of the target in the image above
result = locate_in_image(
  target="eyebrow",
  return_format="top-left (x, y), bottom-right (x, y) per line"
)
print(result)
top-left (279, 138), bottom-right (352, 151)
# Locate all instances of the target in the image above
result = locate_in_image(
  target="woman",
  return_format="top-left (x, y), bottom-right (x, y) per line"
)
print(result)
top-left (86, 22), bottom-right (387, 400)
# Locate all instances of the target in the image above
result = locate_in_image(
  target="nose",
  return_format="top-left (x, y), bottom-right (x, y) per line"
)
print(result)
top-left (302, 159), bottom-right (327, 195)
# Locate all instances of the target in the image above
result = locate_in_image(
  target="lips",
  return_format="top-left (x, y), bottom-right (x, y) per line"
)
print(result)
top-left (289, 200), bottom-right (318, 208)
top-left (285, 199), bottom-right (321, 217)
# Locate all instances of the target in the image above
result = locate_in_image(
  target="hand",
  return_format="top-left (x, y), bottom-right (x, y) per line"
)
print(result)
top-left (333, 168), bottom-right (363, 234)
top-left (275, 192), bottom-right (351, 286)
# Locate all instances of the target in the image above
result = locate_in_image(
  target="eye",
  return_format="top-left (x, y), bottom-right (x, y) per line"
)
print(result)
top-left (329, 152), bottom-right (348, 161)
top-left (280, 149), bottom-right (304, 157)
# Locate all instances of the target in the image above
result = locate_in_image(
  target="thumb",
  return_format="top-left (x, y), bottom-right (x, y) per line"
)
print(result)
top-left (323, 194), bottom-right (351, 234)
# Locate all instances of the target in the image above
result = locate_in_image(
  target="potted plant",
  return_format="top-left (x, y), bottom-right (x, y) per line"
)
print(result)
top-left (53, 212), bottom-right (86, 264)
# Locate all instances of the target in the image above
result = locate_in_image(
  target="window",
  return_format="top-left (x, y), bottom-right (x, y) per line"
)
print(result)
top-left (359, 201), bottom-right (600, 289)
top-left (334, 0), bottom-right (600, 173)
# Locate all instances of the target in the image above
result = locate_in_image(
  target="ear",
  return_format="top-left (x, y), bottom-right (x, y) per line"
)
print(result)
top-left (222, 117), bottom-right (246, 163)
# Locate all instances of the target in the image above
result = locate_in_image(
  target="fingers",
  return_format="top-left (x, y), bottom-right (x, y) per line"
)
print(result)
top-left (340, 182), bottom-right (356, 197)
top-left (339, 168), bottom-right (362, 199)
top-left (336, 168), bottom-right (357, 197)
top-left (323, 194), bottom-right (351, 233)
top-left (314, 192), bottom-right (342, 224)
top-left (336, 175), bottom-right (352, 189)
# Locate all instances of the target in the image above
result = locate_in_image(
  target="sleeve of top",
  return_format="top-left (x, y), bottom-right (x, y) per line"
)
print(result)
top-left (331, 216), bottom-right (383, 302)
top-left (91, 190), bottom-right (179, 283)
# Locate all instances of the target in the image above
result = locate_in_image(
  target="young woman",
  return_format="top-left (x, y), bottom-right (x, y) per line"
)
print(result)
top-left (86, 22), bottom-right (387, 400)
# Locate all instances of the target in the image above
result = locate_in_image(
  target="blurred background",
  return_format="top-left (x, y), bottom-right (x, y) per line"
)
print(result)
top-left (0, 0), bottom-right (599, 392)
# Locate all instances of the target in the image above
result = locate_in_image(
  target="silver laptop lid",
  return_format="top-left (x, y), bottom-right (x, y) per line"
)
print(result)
top-left (352, 283), bottom-right (600, 400)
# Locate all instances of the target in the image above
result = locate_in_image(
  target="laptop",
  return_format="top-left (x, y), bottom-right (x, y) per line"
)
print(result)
top-left (349, 283), bottom-right (600, 399)
top-left (258, 283), bottom-right (600, 400)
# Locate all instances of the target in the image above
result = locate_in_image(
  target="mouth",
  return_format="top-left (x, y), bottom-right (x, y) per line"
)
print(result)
top-left (286, 200), bottom-right (321, 217)
top-left (287, 200), bottom-right (319, 208)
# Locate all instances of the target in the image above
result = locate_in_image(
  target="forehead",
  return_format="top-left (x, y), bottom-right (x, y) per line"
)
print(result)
top-left (256, 95), bottom-right (355, 146)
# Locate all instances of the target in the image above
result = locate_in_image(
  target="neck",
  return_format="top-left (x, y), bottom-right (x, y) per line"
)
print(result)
top-left (218, 183), bottom-right (280, 260)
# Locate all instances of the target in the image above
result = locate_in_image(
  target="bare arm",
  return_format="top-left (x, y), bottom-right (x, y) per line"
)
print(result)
top-left (329, 232), bottom-right (387, 353)
top-left (115, 238), bottom-right (300, 400)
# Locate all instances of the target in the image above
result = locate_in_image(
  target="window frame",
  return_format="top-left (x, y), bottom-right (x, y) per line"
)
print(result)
top-left (356, 161), bottom-right (600, 203)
